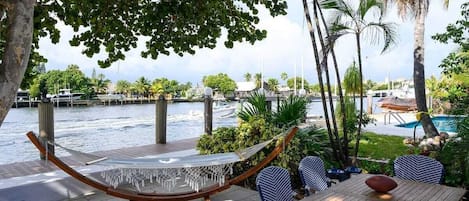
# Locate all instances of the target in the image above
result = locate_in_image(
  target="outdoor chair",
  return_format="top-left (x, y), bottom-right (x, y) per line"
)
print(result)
top-left (298, 156), bottom-right (331, 196)
top-left (394, 155), bottom-right (444, 184)
top-left (256, 166), bottom-right (296, 201)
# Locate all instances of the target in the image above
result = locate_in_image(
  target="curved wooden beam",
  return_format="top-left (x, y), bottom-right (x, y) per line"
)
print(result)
top-left (26, 127), bottom-right (298, 200)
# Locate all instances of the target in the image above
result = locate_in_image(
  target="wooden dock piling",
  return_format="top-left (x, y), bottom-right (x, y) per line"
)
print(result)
top-left (38, 102), bottom-right (54, 159)
top-left (155, 95), bottom-right (167, 144)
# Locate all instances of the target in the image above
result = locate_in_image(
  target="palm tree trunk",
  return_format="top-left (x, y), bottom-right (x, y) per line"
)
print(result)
top-left (312, 0), bottom-right (346, 166)
top-left (303, 0), bottom-right (342, 165)
top-left (353, 33), bottom-right (364, 164)
top-left (414, 4), bottom-right (439, 138)
top-left (316, 0), bottom-right (349, 164)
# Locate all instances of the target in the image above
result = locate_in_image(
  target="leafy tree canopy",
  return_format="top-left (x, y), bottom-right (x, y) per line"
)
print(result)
top-left (17, 0), bottom-right (288, 68)
top-left (203, 73), bottom-right (237, 95)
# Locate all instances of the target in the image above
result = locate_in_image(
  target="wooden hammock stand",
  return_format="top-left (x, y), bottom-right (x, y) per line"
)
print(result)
top-left (26, 127), bottom-right (298, 201)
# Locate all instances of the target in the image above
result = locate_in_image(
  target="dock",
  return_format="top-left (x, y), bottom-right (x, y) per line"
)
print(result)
top-left (0, 137), bottom-right (260, 201)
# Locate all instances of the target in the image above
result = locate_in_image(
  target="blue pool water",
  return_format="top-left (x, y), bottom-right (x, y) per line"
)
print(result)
top-left (396, 116), bottom-right (463, 133)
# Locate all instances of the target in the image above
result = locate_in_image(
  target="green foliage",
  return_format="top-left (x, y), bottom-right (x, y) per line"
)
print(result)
top-left (196, 118), bottom-right (330, 189)
top-left (272, 95), bottom-right (308, 128)
top-left (150, 78), bottom-right (179, 96)
top-left (203, 73), bottom-right (237, 95)
top-left (115, 80), bottom-right (132, 95)
top-left (431, 3), bottom-right (469, 115)
top-left (29, 64), bottom-right (92, 99)
top-left (267, 78), bottom-right (279, 93)
top-left (237, 92), bottom-right (308, 128)
top-left (133, 77), bottom-right (151, 97)
top-left (335, 96), bottom-right (358, 134)
top-left (238, 92), bottom-right (271, 123)
top-left (286, 77), bottom-right (309, 90)
top-left (343, 61), bottom-right (360, 96)
top-left (244, 73), bottom-right (252, 82)
top-left (437, 117), bottom-right (469, 187)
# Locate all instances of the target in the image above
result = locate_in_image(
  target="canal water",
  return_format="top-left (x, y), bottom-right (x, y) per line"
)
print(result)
top-left (0, 98), bottom-right (382, 165)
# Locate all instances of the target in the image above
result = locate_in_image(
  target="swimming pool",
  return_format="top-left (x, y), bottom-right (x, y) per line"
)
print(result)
top-left (396, 116), bottom-right (464, 133)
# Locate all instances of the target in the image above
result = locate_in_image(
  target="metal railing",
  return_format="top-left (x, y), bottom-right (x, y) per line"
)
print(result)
top-left (384, 111), bottom-right (406, 125)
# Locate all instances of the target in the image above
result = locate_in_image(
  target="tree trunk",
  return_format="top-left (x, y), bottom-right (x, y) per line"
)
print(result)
top-left (312, 1), bottom-right (346, 166)
top-left (353, 33), bottom-right (364, 164)
top-left (316, 0), bottom-right (349, 164)
top-left (414, 5), bottom-right (439, 138)
top-left (303, 0), bottom-right (342, 166)
top-left (0, 0), bottom-right (35, 126)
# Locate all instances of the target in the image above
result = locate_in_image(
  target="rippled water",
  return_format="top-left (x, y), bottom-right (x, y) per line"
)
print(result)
top-left (0, 102), bottom-right (238, 165)
top-left (0, 98), bottom-right (381, 165)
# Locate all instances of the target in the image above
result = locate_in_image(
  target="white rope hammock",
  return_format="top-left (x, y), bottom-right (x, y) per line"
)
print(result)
top-left (49, 132), bottom-right (286, 192)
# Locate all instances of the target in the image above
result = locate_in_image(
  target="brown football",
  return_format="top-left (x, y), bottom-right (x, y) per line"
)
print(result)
top-left (365, 175), bottom-right (398, 193)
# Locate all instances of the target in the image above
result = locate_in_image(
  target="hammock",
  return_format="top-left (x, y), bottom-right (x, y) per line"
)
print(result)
top-left (26, 127), bottom-right (299, 201)
top-left (51, 135), bottom-right (276, 192)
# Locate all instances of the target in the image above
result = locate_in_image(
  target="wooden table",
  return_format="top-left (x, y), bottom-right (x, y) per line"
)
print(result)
top-left (304, 174), bottom-right (467, 201)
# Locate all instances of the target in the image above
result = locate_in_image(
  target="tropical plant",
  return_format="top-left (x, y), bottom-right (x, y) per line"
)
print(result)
top-left (383, 0), bottom-right (450, 137)
top-left (115, 80), bottom-right (132, 97)
top-left (0, 1), bottom-right (288, 126)
top-left (244, 73), bottom-right (252, 82)
top-left (343, 61), bottom-right (361, 103)
top-left (90, 69), bottom-right (111, 94)
top-left (197, 115), bottom-right (330, 189)
top-left (133, 77), bottom-right (150, 103)
top-left (438, 116), bottom-right (469, 187)
top-left (280, 72), bottom-right (288, 82)
top-left (237, 92), bottom-right (308, 128)
top-left (287, 77), bottom-right (310, 91)
top-left (237, 92), bottom-right (272, 123)
top-left (432, 2), bottom-right (469, 115)
top-left (323, 0), bottom-right (397, 161)
top-left (254, 73), bottom-right (262, 89)
top-left (272, 95), bottom-right (308, 128)
top-left (267, 78), bottom-right (279, 93)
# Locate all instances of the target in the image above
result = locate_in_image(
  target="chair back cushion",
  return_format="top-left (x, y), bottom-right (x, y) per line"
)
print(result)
top-left (256, 166), bottom-right (294, 201)
top-left (394, 155), bottom-right (443, 184)
top-left (298, 156), bottom-right (329, 192)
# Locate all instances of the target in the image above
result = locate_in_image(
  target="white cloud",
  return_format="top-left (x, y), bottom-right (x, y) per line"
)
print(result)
top-left (38, 0), bottom-right (465, 85)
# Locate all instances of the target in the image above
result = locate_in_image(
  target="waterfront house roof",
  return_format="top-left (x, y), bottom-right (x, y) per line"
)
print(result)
top-left (236, 82), bottom-right (256, 92)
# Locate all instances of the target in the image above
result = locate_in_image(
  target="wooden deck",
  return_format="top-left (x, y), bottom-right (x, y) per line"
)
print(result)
top-left (0, 137), bottom-right (260, 201)
top-left (307, 174), bottom-right (467, 201)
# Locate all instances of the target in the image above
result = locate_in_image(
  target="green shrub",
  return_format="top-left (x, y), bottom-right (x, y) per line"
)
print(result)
top-left (196, 117), bottom-right (330, 189)
top-left (437, 116), bottom-right (469, 187)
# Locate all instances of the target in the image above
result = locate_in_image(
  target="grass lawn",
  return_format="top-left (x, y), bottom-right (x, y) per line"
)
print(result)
top-left (357, 131), bottom-right (410, 160)
top-left (352, 131), bottom-right (411, 175)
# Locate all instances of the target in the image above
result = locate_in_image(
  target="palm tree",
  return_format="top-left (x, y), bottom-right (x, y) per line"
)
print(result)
top-left (267, 78), bottom-right (279, 93)
top-left (254, 73), bottom-right (262, 89)
top-left (244, 73), bottom-right (252, 82)
top-left (133, 77), bottom-right (150, 104)
top-left (280, 72), bottom-right (288, 82)
top-left (383, 0), bottom-right (447, 137)
top-left (115, 80), bottom-right (131, 97)
top-left (324, 0), bottom-right (397, 161)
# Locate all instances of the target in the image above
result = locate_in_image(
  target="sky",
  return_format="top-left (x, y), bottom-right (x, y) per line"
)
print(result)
top-left (38, 0), bottom-right (465, 87)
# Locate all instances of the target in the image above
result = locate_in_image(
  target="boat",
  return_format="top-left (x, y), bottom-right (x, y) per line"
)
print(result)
top-left (377, 96), bottom-right (417, 111)
top-left (49, 89), bottom-right (84, 102)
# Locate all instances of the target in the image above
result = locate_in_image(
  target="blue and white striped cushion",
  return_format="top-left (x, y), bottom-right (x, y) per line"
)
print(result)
top-left (298, 156), bottom-right (329, 194)
top-left (256, 166), bottom-right (295, 201)
top-left (394, 155), bottom-right (444, 184)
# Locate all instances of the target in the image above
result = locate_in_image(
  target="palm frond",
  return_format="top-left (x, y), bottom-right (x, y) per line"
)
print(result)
top-left (363, 21), bottom-right (398, 53)
top-left (272, 95), bottom-right (308, 128)
top-left (237, 91), bottom-right (270, 122)
top-left (359, 0), bottom-right (385, 20)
